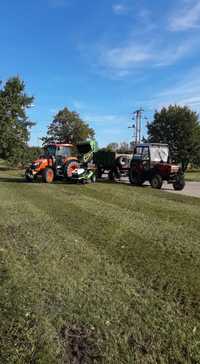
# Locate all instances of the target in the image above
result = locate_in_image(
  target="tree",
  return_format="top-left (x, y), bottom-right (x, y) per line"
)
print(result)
top-left (117, 142), bottom-right (130, 153)
top-left (21, 146), bottom-right (42, 166)
top-left (106, 143), bottom-right (119, 152)
top-left (106, 142), bottom-right (131, 153)
top-left (147, 105), bottom-right (200, 170)
top-left (42, 107), bottom-right (95, 145)
top-left (0, 77), bottom-right (34, 164)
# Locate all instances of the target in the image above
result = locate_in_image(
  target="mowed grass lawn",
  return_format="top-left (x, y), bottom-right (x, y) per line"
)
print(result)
top-left (1, 168), bottom-right (200, 363)
top-left (186, 170), bottom-right (200, 182)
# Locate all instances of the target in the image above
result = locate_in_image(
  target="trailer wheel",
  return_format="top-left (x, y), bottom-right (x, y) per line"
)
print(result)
top-left (43, 168), bottom-right (54, 183)
top-left (150, 174), bottom-right (163, 189)
top-left (173, 176), bottom-right (185, 191)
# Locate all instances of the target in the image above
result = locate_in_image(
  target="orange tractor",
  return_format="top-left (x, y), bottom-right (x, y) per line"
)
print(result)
top-left (25, 143), bottom-right (78, 183)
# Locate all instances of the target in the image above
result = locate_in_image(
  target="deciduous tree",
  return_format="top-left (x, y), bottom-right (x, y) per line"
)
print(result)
top-left (0, 77), bottom-right (34, 164)
top-left (42, 107), bottom-right (95, 145)
top-left (147, 105), bottom-right (200, 170)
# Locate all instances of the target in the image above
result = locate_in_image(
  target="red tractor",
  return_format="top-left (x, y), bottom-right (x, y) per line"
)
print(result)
top-left (25, 143), bottom-right (78, 183)
top-left (129, 143), bottom-right (185, 190)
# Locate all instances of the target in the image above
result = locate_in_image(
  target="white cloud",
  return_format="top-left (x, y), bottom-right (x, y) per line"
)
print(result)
top-left (169, 0), bottom-right (200, 31)
top-left (112, 3), bottom-right (128, 15)
top-left (100, 38), bottom-right (195, 77)
top-left (103, 44), bottom-right (153, 70)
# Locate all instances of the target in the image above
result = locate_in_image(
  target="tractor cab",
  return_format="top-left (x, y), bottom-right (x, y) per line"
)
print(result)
top-left (133, 144), bottom-right (169, 163)
top-left (43, 144), bottom-right (74, 159)
top-left (129, 143), bottom-right (185, 190)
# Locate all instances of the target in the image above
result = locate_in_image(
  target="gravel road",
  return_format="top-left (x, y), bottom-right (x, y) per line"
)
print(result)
top-left (162, 181), bottom-right (200, 198)
top-left (118, 177), bottom-right (200, 198)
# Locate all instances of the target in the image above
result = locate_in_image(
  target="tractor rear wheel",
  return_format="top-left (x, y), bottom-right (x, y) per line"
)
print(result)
top-left (42, 168), bottom-right (54, 183)
top-left (173, 176), bottom-right (185, 191)
top-left (150, 174), bottom-right (163, 189)
top-left (65, 159), bottom-right (78, 179)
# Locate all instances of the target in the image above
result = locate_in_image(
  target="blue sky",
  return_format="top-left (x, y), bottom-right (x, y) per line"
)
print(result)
top-left (1, 0), bottom-right (200, 146)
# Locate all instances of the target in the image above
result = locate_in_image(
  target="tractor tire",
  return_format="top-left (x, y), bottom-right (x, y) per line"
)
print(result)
top-left (150, 174), bottom-right (163, 189)
top-left (65, 159), bottom-right (78, 179)
top-left (173, 176), bottom-right (185, 191)
top-left (42, 168), bottom-right (54, 183)
top-left (129, 169), bottom-right (143, 186)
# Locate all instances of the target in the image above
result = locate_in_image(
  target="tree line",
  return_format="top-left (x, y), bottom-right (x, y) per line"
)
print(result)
top-left (0, 76), bottom-right (200, 169)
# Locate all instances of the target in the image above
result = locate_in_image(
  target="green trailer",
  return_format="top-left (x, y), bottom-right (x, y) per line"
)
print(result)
top-left (94, 151), bottom-right (132, 180)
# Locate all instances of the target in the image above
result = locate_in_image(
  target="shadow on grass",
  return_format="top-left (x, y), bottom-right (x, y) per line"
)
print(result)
top-left (0, 176), bottom-right (27, 183)
top-left (0, 175), bottom-right (180, 194)
top-left (0, 166), bottom-right (13, 172)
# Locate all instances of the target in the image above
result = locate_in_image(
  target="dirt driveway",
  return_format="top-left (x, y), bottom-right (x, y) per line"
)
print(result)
top-left (162, 181), bottom-right (200, 198)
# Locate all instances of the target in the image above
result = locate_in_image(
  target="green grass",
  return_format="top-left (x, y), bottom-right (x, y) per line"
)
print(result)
top-left (1, 166), bottom-right (200, 363)
top-left (186, 170), bottom-right (200, 182)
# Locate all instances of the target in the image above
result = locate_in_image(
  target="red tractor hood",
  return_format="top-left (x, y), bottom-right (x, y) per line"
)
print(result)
top-left (156, 163), bottom-right (180, 173)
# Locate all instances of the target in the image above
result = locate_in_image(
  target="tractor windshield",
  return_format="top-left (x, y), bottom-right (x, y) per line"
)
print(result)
top-left (134, 146), bottom-right (150, 160)
top-left (55, 146), bottom-right (72, 157)
top-left (150, 145), bottom-right (169, 162)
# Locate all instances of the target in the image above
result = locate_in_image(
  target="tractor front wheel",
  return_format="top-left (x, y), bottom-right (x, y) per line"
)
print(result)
top-left (42, 168), bottom-right (54, 183)
top-left (173, 176), bottom-right (185, 191)
top-left (150, 174), bottom-right (163, 189)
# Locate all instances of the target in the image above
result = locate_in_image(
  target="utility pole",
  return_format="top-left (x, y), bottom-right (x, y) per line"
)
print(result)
top-left (129, 108), bottom-right (145, 148)
top-left (134, 108), bottom-right (144, 144)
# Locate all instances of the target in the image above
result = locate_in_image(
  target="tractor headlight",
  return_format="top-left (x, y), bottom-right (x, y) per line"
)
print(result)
top-left (171, 165), bottom-right (179, 173)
